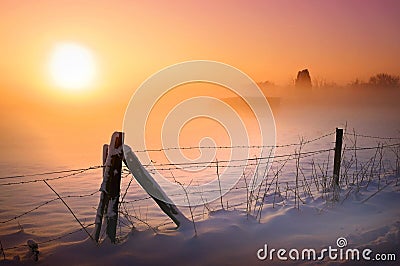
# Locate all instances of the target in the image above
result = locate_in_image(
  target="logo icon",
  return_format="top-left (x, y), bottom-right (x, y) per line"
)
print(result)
top-left (123, 60), bottom-right (276, 206)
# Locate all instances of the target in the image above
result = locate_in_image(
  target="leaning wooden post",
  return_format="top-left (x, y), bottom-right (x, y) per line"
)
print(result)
top-left (333, 128), bottom-right (343, 187)
top-left (123, 145), bottom-right (190, 227)
top-left (94, 132), bottom-right (124, 243)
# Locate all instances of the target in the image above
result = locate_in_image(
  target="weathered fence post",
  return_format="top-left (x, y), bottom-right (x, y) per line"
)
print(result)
top-left (333, 128), bottom-right (343, 187)
top-left (102, 144), bottom-right (108, 175)
top-left (95, 131), bottom-right (189, 241)
top-left (94, 132), bottom-right (124, 243)
top-left (94, 144), bottom-right (109, 242)
top-left (123, 145), bottom-right (190, 227)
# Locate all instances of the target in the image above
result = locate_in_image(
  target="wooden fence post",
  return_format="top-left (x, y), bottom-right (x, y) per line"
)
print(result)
top-left (333, 128), bottom-right (343, 187)
top-left (94, 132), bottom-right (124, 243)
top-left (123, 145), bottom-right (190, 227)
top-left (102, 144), bottom-right (108, 175)
top-left (94, 144), bottom-right (109, 242)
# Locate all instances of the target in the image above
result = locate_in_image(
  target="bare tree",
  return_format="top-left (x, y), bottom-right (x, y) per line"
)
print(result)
top-left (368, 73), bottom-right (399, 88)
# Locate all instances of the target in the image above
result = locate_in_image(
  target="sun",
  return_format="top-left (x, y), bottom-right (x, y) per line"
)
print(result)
top-left (49, 43), bottom-right (96, 90)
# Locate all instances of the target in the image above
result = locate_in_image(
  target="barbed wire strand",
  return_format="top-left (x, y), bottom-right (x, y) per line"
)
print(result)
top-left (0, 191), bottom-right (99, 224)
top-left (0, 166), bottom-right (103, 180)
top-left (133, 131), bottom-right (336, 153)
top-left (0, 168), bottom-right (98, 186)
top-left (0, 130), bottom-right (397, 182)
top-left (1, 143), bottom-right (398, 186)
top-left (344, 132), bottom-right (400, 140)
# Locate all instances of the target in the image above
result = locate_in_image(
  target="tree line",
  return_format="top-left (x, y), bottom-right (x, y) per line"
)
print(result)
top-left (351, 73), bottom-right (400, 88)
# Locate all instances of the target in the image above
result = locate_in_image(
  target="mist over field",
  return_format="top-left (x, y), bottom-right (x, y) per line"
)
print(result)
top-left (1, 82), bottom-right (400, 265)
top-left (1, 82), bottom-right (399, 172)
top-left (257, 83), bottom-right (398, 135)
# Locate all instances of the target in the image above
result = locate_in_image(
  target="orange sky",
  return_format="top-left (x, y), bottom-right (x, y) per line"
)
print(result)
top-left (0, 0), bottom-right (399, 167)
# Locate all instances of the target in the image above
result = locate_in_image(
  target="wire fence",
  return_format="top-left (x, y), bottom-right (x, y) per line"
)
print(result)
top-left (0, 130), bottom-right (399, 254)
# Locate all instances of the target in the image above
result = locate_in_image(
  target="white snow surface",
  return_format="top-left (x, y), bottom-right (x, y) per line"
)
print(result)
top-left (1, 88), bottom-right (400, 265)
top-left (2, 182), bottom-right (399, 265)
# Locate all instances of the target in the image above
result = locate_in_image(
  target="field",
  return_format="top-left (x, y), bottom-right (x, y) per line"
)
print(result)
top-left (1, 87), bottom-right (400, 265)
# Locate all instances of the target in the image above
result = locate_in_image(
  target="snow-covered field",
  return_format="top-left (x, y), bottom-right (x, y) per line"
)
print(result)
top-left (1, 87), bottom-right (399, 265)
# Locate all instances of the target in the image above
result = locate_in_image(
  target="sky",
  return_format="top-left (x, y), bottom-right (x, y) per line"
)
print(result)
top-left (0, 0), bottom-right (399, 167)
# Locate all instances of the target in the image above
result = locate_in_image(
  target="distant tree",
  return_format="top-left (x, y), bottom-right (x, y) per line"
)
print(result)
top-left (295, 69), bottom-right (312, 88)
top-left (368, 73), bottom-right (399, 88)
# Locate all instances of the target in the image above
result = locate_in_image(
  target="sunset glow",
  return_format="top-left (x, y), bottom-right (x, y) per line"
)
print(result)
top-left (49, 43), bottom-right (96, 90)
top-left (0, 0), bottom-right (399, 164)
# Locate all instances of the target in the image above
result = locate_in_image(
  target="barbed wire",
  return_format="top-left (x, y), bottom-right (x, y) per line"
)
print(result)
top-left (0, 167), bottom-right (100, 187)
top-left (0, 131), bottom-right (398, 254)
top-left (0, 166), bottom-right (103, 180)
top-left (350, 142), bottom-right (400, 151)
top-left (0, 131), bottom-right (397, 181)
top-left (1, 130), bottom-right (399, 260)
top-left (344, 132), bottom-right (400, 140)
top-left (146, 148), bottom-right (334, 171)
top-left (119, 167), bottom-right (399, 206)
top-left (0, 177), bottom-right (361, 230)
top-left (0, 141), bottom-right (398, 186)
top-left (133, 131), bottom-right (336, 153)
top-left (0, 190), bottom-right (99, 224)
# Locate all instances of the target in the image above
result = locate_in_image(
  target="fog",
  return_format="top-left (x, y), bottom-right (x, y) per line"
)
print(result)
top-left (1, 84), bottom-right (399, 176)
top-left (271, 86), bottom-right (400, 138)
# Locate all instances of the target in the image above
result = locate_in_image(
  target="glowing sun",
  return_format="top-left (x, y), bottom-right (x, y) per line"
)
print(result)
top-left (49, 43), bottom-right (96, 90)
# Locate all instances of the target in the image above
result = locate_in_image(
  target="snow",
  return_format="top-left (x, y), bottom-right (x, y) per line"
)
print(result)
top-left (3, 180), bottom-right (398, 265)
top-left (0, 87), bottom-right (400, 265)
